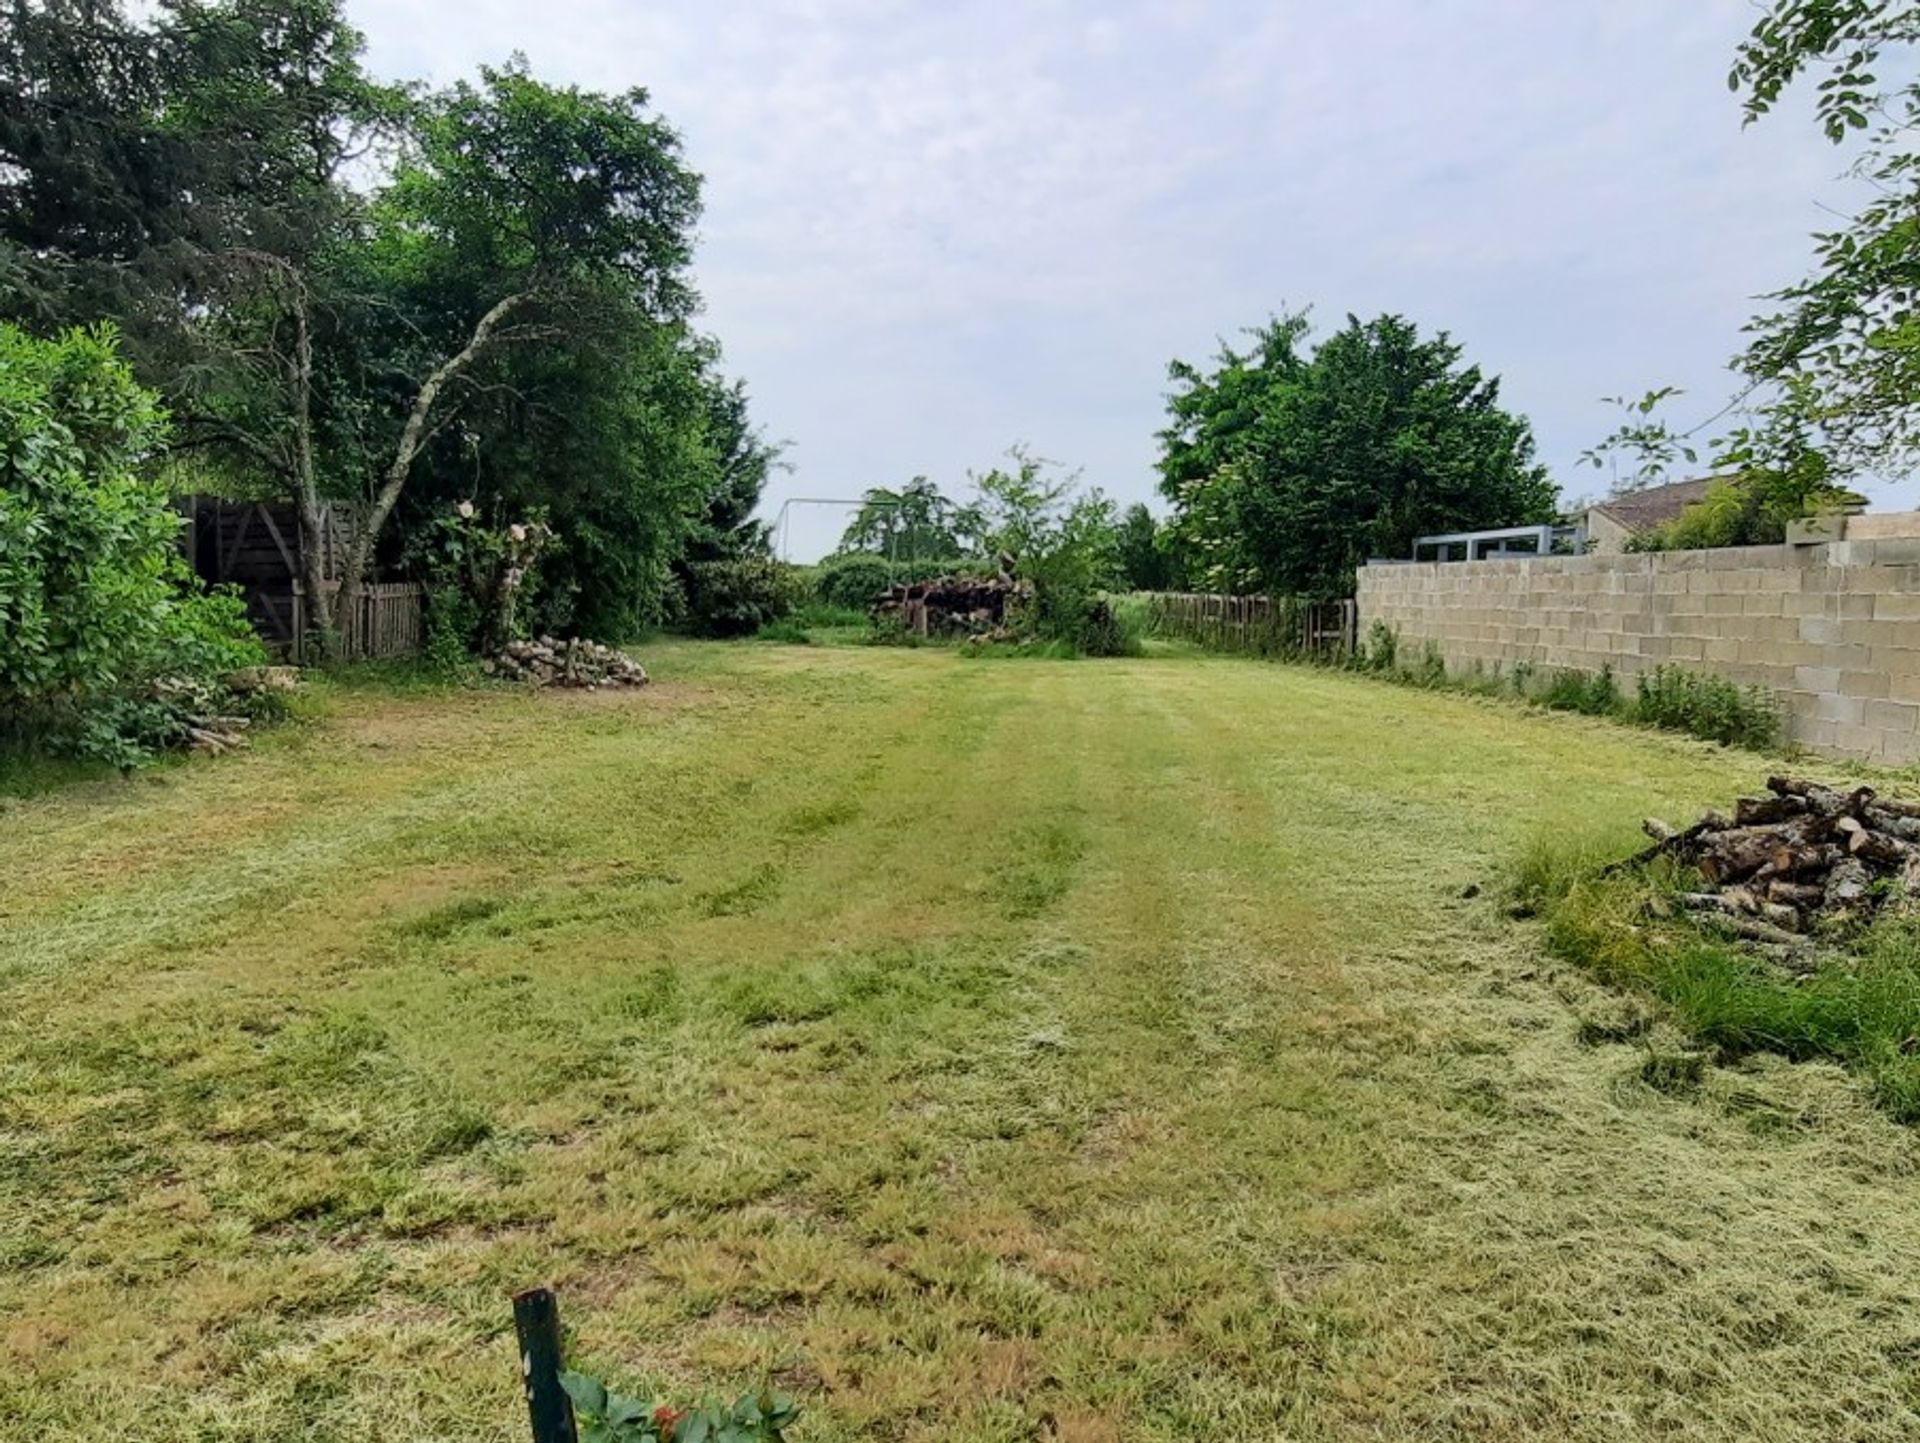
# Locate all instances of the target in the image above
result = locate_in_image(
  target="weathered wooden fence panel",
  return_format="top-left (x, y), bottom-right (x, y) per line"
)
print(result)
top-left (180, 498), bottom-right (423, 663)
top-left (1142, 592), bottom-right (1356, 659)
top-left (289, 582), bottom-right (426, 664)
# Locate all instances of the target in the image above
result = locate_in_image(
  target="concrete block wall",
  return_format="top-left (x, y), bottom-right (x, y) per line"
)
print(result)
top-left (1355, 537), bottom-right (1920, 765)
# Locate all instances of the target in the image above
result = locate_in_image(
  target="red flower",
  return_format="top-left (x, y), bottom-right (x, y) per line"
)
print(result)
top-left (653, 1405), bottom-right (685, 1439)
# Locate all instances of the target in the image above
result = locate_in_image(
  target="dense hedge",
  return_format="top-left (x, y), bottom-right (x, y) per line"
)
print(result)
top-left (680, 557), bottom-right (799, 637)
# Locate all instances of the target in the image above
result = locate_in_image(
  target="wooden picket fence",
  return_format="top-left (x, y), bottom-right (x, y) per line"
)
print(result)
top-left (1142, 592), bottom-right (1357, 660)
top-left (288, 581), bottom-right (426, 663)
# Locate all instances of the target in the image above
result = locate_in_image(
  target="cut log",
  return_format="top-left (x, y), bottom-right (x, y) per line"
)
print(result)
top-left (1825, 857), bottom-right (1873, 909)
top-left (1680, 891), bottom-right (1801, 932)
top-left (1848, 827), bottom-right (1916, 868)
top-left (1766, 841), bottom-right (1841, 878)
top-left (1766, 880), bottom-right (1826, 908)
top-left (1734, 794), bottom-right (1809, 827)
top-left (1865, 805), bottom-right (1920, 843)
top-left (1699, 820), bottom-right (1822, 883)
top-left (1600, 812), bottom-right (1731, 876)
top-left (1642, 817), bottom-right (1680, 843)
top-left (1869, 795), bottom-right (1920, 821)
top-left (1767, 775), bottom-right (1874, 818)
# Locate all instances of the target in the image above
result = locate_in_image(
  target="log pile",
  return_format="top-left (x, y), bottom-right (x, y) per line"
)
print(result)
top-left (484, 636), bottom-right (649, 689)
top-left (873, 575), bottom-right (1031, 638)
top-left (153, 675), bottom-right (284, 756)
top-left (1631, 775), bottom-right (1920, 951)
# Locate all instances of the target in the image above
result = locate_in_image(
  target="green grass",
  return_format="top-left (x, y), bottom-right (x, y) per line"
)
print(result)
top-left (4, 642), bottom-right (1920, 1441)
top-left (1517, 838), bottom-right (1920, 1121)
top-left (754, 604), bottom-right (874, 647)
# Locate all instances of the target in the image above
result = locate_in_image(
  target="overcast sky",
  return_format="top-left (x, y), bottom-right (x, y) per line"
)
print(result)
top-left (358, 0), bottom-right (1880, 559)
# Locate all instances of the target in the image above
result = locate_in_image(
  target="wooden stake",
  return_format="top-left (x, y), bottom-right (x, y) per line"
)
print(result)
top-left (513, 1286), bottom-right (578, 1443)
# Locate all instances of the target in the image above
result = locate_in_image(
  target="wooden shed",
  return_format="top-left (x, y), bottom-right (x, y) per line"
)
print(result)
top-left (178, 497), bottom-right (424, 663)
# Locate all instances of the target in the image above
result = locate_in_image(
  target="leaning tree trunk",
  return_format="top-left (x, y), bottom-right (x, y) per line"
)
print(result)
top-left (286, 293), bottom-right (340, 659)
top-left (333, 293), bottom-right (533, 630)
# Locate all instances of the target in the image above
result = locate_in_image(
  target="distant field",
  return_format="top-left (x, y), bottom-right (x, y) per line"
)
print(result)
top-left (4, 642), bottom-right (1918, 1442)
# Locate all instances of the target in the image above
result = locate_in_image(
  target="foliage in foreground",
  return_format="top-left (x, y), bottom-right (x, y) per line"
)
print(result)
top-left (1516, 837), bottom-right (1920, 1121)
top-left (561, 1373), bottom-right (798, 1443)
top-left (0, 323), bottom-right (266, 765)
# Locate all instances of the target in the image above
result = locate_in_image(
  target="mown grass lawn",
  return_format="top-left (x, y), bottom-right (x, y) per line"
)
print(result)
top-left (4, 641), bottom-right (1920, 1442)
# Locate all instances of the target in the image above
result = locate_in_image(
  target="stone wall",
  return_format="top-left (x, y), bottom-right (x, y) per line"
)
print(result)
top-left (1355, 535), bottom-right (1920, 764)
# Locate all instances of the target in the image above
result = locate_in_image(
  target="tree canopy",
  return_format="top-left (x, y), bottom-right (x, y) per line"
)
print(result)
top-left (0, 0), bottom-right (775, 646)
top-left (835, 477), bottom-right (981, 562)
top-left (1159, 313), bottom-right (1556, 597)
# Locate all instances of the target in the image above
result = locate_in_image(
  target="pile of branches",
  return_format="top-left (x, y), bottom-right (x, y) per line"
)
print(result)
top-left (484, 637), bottom-right (649, 689)
top-left (873, 574), bottom-right (1031, 638)
top-left (1627, 775), bottom-right (1920, 953)
top-left (168, 667), bottom-right (302, 756)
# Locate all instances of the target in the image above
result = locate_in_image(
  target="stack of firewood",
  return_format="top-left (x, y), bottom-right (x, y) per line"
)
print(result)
top-left (484, 637), bottom-right (649, 689)
top-left (1629, 775), bottom-right (1920, 949)
top-left (873, 574), bottom-right (1032, 637)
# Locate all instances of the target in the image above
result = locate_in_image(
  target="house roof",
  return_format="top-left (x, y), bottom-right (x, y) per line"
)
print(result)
top-left (1586, 477), bottom-right (1720, 533)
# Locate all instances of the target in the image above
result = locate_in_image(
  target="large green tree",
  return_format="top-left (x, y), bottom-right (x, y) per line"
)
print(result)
top-left (3, 3), bottom-right (762, 647)
top-left (1160, 313), bottom-right (1556, 597)
top-left (836, 476), bottom-right (979, 562)
top-left (330, 60), bottom-right (705, 633)
top-left (1114, 503), bottom-right (1172, 591)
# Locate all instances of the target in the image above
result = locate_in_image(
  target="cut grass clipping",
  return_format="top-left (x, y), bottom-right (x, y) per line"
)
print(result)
top-left (1517, 834), bottom-right (1920, 1120)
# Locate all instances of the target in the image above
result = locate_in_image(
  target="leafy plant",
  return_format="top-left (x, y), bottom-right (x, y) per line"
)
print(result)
top-left (1632, 665), bottom-right (1780, 749)
top-left (1539, 664), bottom-right (1620, 716)
top-left (560, 1372), bottom-right (798, 1443)
top-left (682, 558), bottom-right (799, 638)
top-left (0, 323), bottom-right (265, 764)
top-left (1578, 387), bottom-right (1699, 491)
top-left (814, 554), bottom-right (895, 611)
top-left (1356, 620), bottom-right (1398, 673)
top-left (411, 501), bottom-right (551, 662)
top-left (970, 447), bottom-right (1130, 655)
top-left (1115, 502), bottom-right (1174, 591)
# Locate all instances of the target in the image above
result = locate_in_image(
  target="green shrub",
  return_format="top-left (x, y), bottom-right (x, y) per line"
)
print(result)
top-left (815, 554), bottom-right (895, 610)
top-left (0, 323), bottom-right (265, 765)
top-left (561, 1372), bottom-right (798, 1443)
top-left (755, 603), bottom-right (870, 645)
top-left (1357, 620), bottom-right (1398, 673)
top-left (681, 558), bottom-right (799, 637)
top-left (1539, 664), bottom-right (1620, 716)
top-left (1411, 641), bottom-right (1448, 687)
top-left (1632, 665), bottom-right (1778, 748)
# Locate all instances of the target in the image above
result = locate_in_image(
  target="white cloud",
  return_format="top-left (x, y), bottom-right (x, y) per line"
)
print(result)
top-left (354, 0), bottom-right (1886, 558)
